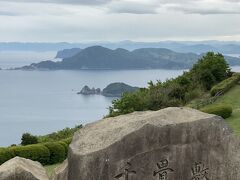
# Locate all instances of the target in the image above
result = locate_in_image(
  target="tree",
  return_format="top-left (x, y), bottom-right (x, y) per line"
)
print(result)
top-left (21, 133), bottom-right (38, 146)
top-left (191, 52), bottom-right (230, 90)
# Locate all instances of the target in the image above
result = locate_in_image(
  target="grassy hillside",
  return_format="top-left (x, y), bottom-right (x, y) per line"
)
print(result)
top-left (108, 52), bottom-right (231, 117)
top-left (203, 84), bottom-right (240, 134)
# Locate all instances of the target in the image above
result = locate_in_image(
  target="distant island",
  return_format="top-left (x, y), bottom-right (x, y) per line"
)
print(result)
top-left (55, 48), bottom-right (82, 59)
top-left (17, 46), bottom-right (240, 70)
top-left (77, 86), bottom-right (101, 95)
top-left (78, 83), bottom-right (139, 97)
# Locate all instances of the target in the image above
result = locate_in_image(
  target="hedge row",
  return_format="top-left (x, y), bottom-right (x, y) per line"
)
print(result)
top-left (10, 144), bottom-right (50, 165)
top-left (210, 73), bottom-right (240, 96)
top-left (201, 104), bottom-right (233, 119)
top-left (0, 138), bottom-right (72, 165)
top-left (0, 148), bottom-right (15, 165)
top-left (43, 142), bottom-right (65, 164)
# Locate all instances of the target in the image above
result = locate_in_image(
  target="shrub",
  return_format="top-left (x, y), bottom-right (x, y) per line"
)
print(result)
top-left (43, 142), bottom-right (65, 164)
top-left (191, 52), bottom-right (230, 90)
top-left (210, 73), bottom-right (240, 96)
top-left (201, 104), bottom-right (233, 119)
top-left (62, 137), bottom-right (73, 146)
top-left (37, 125), bottom-right (82, 143)
top-left (0, 148), bottom-right (15, 165)
top-left (9, 144), bottom-right (50, 165)
top-left (184, 88), bottom-right (202, 102)
top-left (60, 138), bottom-right (72, 156)
top-left (108, 52), bottom-right (231, 117)
top-left (58, 141), bottom-right (68, 157)
top-left (21, 133), bottom-right (38, 145)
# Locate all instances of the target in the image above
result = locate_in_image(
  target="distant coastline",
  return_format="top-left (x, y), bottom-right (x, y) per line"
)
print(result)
top-left (15, 46), bottom-right (240, 71)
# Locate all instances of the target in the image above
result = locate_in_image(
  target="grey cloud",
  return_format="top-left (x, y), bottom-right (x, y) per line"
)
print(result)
top-left (0, 11), bottom-right (18, 16)
top-left (163, 0), bottom-right (240, 15)
top-left (107, 0), bottom-right (240, 15)
top-left (2, 0), bottom-right (240, 15)
top-left (2, 0), bottom-right (111, 5)
top-left (1, 0), bottom-right (240, 16)
top-left (108, 1), bottom-right (159, 14)
top-left (169, 6), bottom-right (240, 15)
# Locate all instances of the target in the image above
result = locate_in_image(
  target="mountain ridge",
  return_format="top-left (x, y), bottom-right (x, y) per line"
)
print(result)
top-left (18, 46), bottom-right (240, 70)
top-left (1, 41), bottom-right (240, 54)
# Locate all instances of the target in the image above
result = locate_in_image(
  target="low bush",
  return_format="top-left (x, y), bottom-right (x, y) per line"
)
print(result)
top-left (9, 144), bottom-right (50, 165)
top-left (62, 137), bottom-right (72, 146)
top-left (37, 125), bottom-right (82, 143)
top-left (58, 141), bottom-right (68, 157)
top-left (210, 73), bottom-right (240, 96)
top-left (0, 148), bottom-right (15, 165)
top-left (201, 104), bottom-right (233, 119)
top-left (0, 138), bottom-right (73, 165)
top-left (43, 142), bottom-right (66, 164)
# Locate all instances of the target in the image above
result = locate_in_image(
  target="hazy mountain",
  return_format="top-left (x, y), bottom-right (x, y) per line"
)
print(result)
top-left (1, 41), bottom-right (240, 54)
top-left (18, 46), bottom-right (240, 70)
top-left (55, 48), bottom-right (82, 59)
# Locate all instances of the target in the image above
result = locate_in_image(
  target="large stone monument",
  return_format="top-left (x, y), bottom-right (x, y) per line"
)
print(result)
top-left (65, 107), bottom-right (240, 180)
top-left (2, 107), bottom-right (240, 180)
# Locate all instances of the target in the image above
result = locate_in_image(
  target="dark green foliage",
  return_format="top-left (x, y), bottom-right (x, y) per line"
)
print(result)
top-left (38, 125), bottom-right (82, 143)
top-left (9, 145), bottom-right (50, 165)
top-left (210, 73), bottom-right (240, 96)
top-left (58, 141), bottom-right (68, 157)
top-left (109, 89), bottom-right (149, 116)
top-left (21, 133), bottom-right (38, 145)
top-left (108, 52), bottom-right (230, 117)
top-left (43, 142), bottom-right (66, 164)
top-left (0, 126), bottom-right (78, 165)
top-left (201, 104), bottom-right (233, 119)
top-left (0, 138), bottom-right (72, 165)
top-left (0, 148), bottom-right (15, 165)
top-left (191, 52), bottom-right (230, 90)
top-left (61, 137), bottom-right (73, 146)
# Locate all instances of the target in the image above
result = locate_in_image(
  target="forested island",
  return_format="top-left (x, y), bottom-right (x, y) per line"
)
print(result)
top-left (18, 46), bottom-right (240, 70)
top-left (78, 83), bottom-right (139, 97)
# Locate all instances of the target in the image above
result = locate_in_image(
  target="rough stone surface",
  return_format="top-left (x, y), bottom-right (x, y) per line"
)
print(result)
top-left (0, 157), bottom-right (49, 180)
top-left (65, 107), bottom-right (240, 180)
top-left (51, 160), bottom-right (68, 180)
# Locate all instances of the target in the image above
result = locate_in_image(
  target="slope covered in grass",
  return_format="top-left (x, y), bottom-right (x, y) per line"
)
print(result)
top-left (204, 84), bottom-right (240, 134)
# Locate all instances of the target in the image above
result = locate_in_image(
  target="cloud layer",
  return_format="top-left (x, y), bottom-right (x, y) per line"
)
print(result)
top-left (3, 0), bottom-right (240, 14)
top-left (0, 0), bottom-right (240, 41)
top-left (4, 0), bottom-right (111, 5)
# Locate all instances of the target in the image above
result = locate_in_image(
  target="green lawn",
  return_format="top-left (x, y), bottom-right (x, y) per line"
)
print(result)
top-left (44, 163), bottom-right (60, 177)
top-left (207, 84), bottom-right (240, 134)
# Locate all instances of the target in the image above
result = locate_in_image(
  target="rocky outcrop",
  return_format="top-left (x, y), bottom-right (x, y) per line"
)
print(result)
top-left (64, 107), bottom-right (240, 180)
top-left (77, 86), bottom-right (101, 95)
top-left (0, 157), bottom-right (49, 180)
top-left (78, 83), bottom-right (139, 97)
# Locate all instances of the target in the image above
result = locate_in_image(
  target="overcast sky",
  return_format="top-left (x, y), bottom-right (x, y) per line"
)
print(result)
top-left (0, 0), bottom-right (240, 42)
